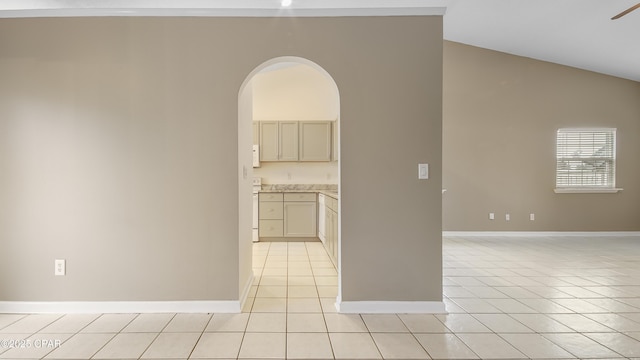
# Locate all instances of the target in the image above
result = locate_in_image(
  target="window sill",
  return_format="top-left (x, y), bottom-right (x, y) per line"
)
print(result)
top-left (554, 188), bottom-right (623, 194)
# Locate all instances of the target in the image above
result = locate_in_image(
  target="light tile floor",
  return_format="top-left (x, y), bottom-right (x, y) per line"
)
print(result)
top-left (1, 236), bottom-right (640, 359)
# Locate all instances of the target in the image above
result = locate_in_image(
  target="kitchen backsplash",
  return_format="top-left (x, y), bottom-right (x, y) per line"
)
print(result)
top-left (254, 161), bottom-right (338, 184)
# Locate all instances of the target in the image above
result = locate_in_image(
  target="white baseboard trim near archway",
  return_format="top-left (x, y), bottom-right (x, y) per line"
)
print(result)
top-left (0, 301), bottom-right (242, 314)
top-left (1, 275), bottom-right (256, 315)
top-left (336, 300), bottom-right (447, 314)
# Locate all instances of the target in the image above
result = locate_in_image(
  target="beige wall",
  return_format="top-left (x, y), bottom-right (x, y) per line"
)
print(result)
top-left (443, 41), bottom-right (640, 231)
top-left (0, 17), bottom-right (444, 303)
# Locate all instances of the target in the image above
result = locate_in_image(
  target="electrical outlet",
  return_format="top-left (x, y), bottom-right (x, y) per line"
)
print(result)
top-left (55, 259), bottom-right (66, 276)
top-left (505, 213), bottom-right (510, 221)
top-left (530, 213), bottom-right (535, 221)
top-left (489, 212), bottom-right (495, 220)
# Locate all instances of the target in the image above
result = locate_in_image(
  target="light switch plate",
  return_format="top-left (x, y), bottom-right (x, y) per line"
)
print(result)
top-left (55, 259), bottom-right (66, 276)
top-left (418, 163), bottom-right (429, 179)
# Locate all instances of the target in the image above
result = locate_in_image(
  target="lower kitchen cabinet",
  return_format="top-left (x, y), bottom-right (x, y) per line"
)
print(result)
top-left (284, 202), bottom-right (317, 237)
top-left (259, 192), bottom-right (317, 239)
top-left (324, 195), bottom-right (338, 267)
top-left (258, 192), bottom-right (284, 237)
top-left (259, 219), bottom-right (283, 237)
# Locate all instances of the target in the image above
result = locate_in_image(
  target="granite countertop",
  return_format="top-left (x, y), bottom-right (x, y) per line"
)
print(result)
top-left (259, 184), bottom-right (338, 198)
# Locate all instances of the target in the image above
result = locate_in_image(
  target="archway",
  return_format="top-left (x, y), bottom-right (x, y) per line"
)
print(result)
top-left (238, 56), bottom-right (341, 310)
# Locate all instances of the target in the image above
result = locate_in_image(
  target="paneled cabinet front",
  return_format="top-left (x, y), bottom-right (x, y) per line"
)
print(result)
top-left (257, 121), bottom-right (333, 162)
top-left (324, 195), bottom-right (338, 266)
top-left (258, 192), bottom-right (284, 237)
top-left (258, 121), bottom-right (298, 161)
top-left (299, 121), bottom-right (332, 161)
top-left (259, 122), bottom-right (279, 161)
top-left (283, 192), bottom-right (317, 238)
top-left (259, 192), bottom-right (317, 239)
top-left (279, 122), bottom-right (299, 161)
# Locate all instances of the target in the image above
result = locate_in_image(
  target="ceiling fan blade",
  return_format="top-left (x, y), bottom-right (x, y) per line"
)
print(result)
top-left (612, 3), bottom-right (640, 19)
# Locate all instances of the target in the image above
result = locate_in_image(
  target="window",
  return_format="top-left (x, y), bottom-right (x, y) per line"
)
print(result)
top-left (555, 128), bottom-right (620, 193)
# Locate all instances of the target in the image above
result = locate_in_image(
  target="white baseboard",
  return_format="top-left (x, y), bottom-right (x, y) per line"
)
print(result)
top-left (2, 273), bottom-right (257, 315)
top-left (337, 300), bottom-right (447, 314)
top-left (0, 301), bottom-right (242, 314)
top-left (239, 272), bottom-right (255, 311)
top-left (443, 231), bottom-right (640, 237)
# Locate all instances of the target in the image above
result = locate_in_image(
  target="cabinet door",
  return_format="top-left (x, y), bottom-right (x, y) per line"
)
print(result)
top-left (324, 211), bottom-right (333, 256)
top-left (259, 220), bottom-right (283, 237)
top-left (259, 201), bottom-right (283, 220)
top-left (299, 121), bottom-right (332, 161)
top-left (325, 209), bottom-right (337, 265)
top-left (279, 121), bottom-right (299, 161)
top-left (260, 122), bottom-right (279, 161)
top-left (252, 122), bottom-right (260, 145)
top-left (284, 202), bottom-right (317, 237)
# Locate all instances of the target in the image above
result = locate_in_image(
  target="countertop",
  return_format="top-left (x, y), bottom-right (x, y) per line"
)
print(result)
top-left (258, 184), bottom-right (338, 199)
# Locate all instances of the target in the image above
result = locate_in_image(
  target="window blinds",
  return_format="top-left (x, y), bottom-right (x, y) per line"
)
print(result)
top-left (556, 128), bottom-right (616, 188)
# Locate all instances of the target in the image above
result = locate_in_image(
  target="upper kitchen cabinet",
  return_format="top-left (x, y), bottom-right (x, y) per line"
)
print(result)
top-left (259, 121), bottom-right (299, 161)
top-left (279, 121), bottom-right (299, 161)
top-left (259, 121), bottom-right (280, 161)
top-left (299, 121), bottom-right (332, 161)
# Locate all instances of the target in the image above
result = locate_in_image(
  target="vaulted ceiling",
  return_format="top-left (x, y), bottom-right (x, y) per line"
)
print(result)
top-left (444, 0), bottom-right (640, 82)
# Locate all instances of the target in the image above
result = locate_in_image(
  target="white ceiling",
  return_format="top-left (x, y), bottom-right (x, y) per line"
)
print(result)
top-left (1, 0), bottom-right (638, 82)
top-left (444, 0), bottom-right (640, 82)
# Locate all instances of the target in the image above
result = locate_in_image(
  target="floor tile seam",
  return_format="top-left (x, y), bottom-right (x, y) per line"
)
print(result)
top-left (37, 327), bottom-right (102, 359)
top-left (0, 333), bottom-right (51, 359)
top-left (76, 331), bottom-right (116, 360)
top-left (92, 313), bottom-right (140, 333)
top-left (182, 327), bottom-right (213, 360)
top-left (494, 330), bottom-right (586, 359)
top-left (458, 318), bottom-right (580, 358)
top-left (580, 331), bottom-right (640, 359)
top-left (425, 332), bottom-right (486, 360)
top-left (153, 313), bottom-right (177, 334)
top-left (0, 315), bottom-right (55, 336)
top-left (21, 332), bottom-right (72, 359)
top-left (502, 293), bottom-right (573, 315)
top-left (24, 315), bottom-right (67, 336)
top-left (407, 328), bottom-right (462, 360)
top-left (0, 315), bottom-right (28, 332)
top-left (551, 314), bottom-right (622, 333)
top-left (355, 330), bottom-right (385, 360)
top-left (117, 331), bottom-right (163, 360)
top-left (582, 312), bottom-right (640, 329)
top-left (456, 331), bottom-right (528, 359)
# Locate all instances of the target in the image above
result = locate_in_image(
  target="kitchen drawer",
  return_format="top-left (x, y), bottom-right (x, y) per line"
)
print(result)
top-left (259, 202), bottom-right (283, 219)
top-left (259, 192), bottom-right (284, 202)
top-left (284, 192), bottom-right (316, 202)
top-left (259, 220), bottom-right (283, 237)
top-left (326, 196), bottom-right (338, 212)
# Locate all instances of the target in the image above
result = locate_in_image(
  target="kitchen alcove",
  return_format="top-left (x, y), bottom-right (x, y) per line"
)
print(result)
top-left (238, 56), bottom-right (341, 308)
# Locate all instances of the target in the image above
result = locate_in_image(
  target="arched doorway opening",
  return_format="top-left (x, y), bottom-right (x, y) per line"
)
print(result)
top-left (238, 56), bottom-right (341, 310)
